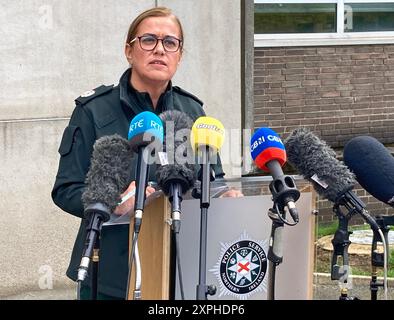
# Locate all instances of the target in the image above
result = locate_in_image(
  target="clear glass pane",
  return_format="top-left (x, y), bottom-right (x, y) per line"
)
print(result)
top-left (345, 3), bottom-right (394, 32)
top-left (255, 3), bottom-right (337, 34)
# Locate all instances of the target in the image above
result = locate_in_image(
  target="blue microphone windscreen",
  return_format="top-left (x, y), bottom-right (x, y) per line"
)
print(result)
top-left (128, 111), bottom-right (164, 145)
top-left (250, 127), bottom-right (285, 161)
top-left (344, 135), bottom-right (394, 207)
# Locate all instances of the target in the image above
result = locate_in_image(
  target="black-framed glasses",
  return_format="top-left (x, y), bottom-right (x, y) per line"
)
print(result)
top-left (130, 34), bottom-right (183, 52)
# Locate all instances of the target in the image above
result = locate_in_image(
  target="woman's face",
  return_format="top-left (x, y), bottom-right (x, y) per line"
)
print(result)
top-left (126, 16), bottom-right (182, 88)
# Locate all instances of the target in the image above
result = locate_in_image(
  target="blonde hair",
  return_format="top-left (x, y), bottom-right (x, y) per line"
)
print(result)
top-left (126, 7), bottom-right (184, 51)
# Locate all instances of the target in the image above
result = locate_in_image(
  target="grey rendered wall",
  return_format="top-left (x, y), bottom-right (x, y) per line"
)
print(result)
top-left (162, 0), bottom-right (242, 176)
top-left (0, 1), bottom-right (241, 297)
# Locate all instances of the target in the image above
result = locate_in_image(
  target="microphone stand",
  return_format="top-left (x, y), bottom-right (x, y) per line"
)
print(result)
top-left (169, 183), bottom-right (185, 300)
top-left (196, 146), bottom-right (217, 300)
top-left (331, 208), bottom-right (390, 301)
top-left (330, 210), bottom-right (355, 300)
top-left (370, 215), bottom-right (393, 300)
top-left (266, 175), bottom-right (299, 300)
top-left (333, 190), bottom-right (383, 300)
top-left (77, 203), bottom-right (110, 300)
top-left (332, 200), bottom-right (360, 300)
top-left (91, 238), bottom-right (100, 300)
top-left (266, 207), bottom-right (284, 300)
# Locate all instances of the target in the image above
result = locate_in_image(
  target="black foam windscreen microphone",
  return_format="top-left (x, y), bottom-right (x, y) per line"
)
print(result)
top-left (156, 110), bottom-right (196, 218)
top-left (77, 134), bottom-right (133, 282)
top-left (284, 127), bottom-right (380, 231)
top-left (284, 127), bottom-right (355, 202)
top-left (344, 135), bottom-right (394, 207)
top-left (82, 134), bottom-right (133, 211)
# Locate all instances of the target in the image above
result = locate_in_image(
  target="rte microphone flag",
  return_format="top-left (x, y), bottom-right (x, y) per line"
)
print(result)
top-left (128, 111), bottom-right (164, 150)
top-left (128, 111), bottom-right (164, 214)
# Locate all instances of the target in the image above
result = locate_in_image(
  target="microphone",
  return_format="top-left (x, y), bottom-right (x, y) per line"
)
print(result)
top-left (156, 110), bottom-right (196, 224)
top-left (78, 134), bottom-right (133, 282)
top-left (191, 116), bottom-right (225, 153)
top-left (191, 116), bottom-right (224, 300)
top-left (128, 111), bottom-right (164, 232)
top-left (251, 127), bottom-right (300, 223)
top-left (344, 135), bottom-right (394, 208)
top-left (284, 127), bottom-right (380, 231)
top-left (190, 116), bottom-right (225, 207)
top-left (156, 110), bottom-right (196, 300)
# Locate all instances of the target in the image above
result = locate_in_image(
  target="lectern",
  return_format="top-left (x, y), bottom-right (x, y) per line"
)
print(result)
top-left (127, 194), bottom-right (172, 300)
top-left (125, 177), bottom-right (315, 300)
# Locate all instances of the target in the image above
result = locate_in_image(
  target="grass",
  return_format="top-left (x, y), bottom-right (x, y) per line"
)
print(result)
top-left (317, 221), bottom-right (371, 238)
top-left (346, 251), bottom-right (394, 278)
top-left (316, 222), bottom-right (394, 277)
top-left (317, 222), bottom-right (338, 238)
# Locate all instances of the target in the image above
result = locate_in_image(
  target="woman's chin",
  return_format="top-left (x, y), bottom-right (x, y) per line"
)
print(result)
top-left (147, 73), bottom-right (173, 83)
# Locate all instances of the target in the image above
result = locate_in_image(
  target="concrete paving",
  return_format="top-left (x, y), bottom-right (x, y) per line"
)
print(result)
top-left (2, 273), bottom-right (393, 300)
top-left (313, 272), bottom-right (394, 300)
top-left (4, 288), bottom-right (76, 300)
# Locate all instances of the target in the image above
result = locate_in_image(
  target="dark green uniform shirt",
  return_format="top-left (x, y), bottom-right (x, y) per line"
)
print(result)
top-left (51, 68), bottom-right (224, 298)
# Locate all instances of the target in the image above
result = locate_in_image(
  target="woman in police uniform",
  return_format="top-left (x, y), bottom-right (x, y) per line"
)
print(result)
top-left (51, 6), bottom-right (230, 299)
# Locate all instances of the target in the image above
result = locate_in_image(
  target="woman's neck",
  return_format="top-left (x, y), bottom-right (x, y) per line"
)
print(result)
top-left (130, 74), bottom-right (168, 109)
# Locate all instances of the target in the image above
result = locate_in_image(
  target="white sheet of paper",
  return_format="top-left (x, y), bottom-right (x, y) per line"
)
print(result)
top-left (103, 190), bottom-right (163, 226)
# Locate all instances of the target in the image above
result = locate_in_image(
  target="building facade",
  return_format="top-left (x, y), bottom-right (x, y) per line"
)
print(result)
top-left (0, 0), bottom-right (241, 298)
top-left (253, 0), bottom-right (394, 223)
top-left (2, 0), bottom-right (393, 298)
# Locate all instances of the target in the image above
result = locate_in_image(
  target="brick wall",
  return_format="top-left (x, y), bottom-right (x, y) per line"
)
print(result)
top-left (253, 44), bottom-right (394, 224)
top-left (316, 185), bottom-right (394, 225)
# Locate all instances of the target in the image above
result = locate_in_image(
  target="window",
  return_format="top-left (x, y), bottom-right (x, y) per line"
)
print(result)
top-left (255, 0), bottom-right (394, 47)
top-left (255, 3), bottom-right (337, 34)
top-left (345, 3), bottom-right (394, 32)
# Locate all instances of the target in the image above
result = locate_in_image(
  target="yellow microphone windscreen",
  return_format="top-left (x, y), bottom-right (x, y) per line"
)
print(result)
top-left (191, 116), bottom-right (225, 152)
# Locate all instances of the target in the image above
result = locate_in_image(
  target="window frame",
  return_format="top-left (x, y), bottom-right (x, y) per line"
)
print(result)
top-left (254, 0), bottom-right (394, 47)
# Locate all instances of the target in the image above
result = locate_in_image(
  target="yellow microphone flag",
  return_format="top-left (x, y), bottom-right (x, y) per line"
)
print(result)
top-left (191, 116), bottom-right (225, 152)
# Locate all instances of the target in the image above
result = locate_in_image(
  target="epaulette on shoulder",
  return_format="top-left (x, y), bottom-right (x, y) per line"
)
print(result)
top-left (173, 86), bottom-right (204, 107)
top-left (75, 84), bottom-right (114, 105)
